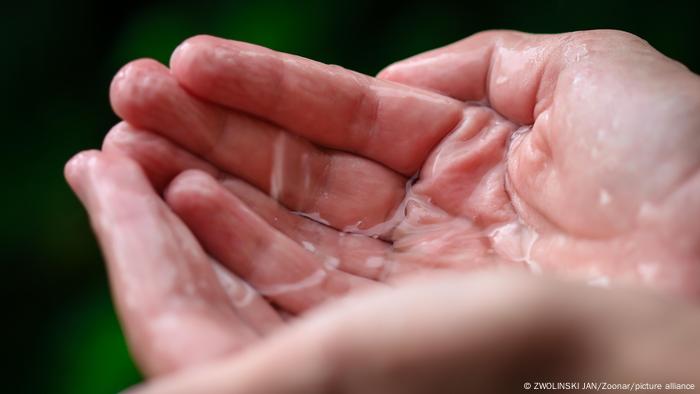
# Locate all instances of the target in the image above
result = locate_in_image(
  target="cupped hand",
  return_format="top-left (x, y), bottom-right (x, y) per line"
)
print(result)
top-left (67, 29), bottom-right (700, 379)
top-left (107, 30), bottom-right (700, 297)
top-left (377, 30), bottom-right (700, 295)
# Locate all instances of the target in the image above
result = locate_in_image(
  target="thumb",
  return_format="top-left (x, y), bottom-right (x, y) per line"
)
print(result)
top-left (378, 30), bottom-right (571, 125)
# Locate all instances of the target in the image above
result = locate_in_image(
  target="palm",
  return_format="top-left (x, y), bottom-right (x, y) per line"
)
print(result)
top-left (506, 68), bottom-right (700, 292)
top-left (379, 30), bottom-right (700, 295)
top-left (502, 33), bottom-right (700, 294)
top-left (69, 30), bottom-right (700, 377)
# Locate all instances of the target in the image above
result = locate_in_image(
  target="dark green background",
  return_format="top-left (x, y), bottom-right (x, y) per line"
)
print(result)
top-left (3, 0), bottom-right (698, 392)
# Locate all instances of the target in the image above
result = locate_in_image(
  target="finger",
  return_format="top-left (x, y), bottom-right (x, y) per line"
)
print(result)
top-left (220, 177), bottom-right (399, 280)
top-left (224, 177), bottom-right (407, 280)
top-left (211, 261), bottom-right (284, 335)
top-left (110, 62), bottom-right (406, 230)
top-left (164, 169), bottom-right (380, 313)
top-left (72, 145), bottom-right (283, 334)
top-left (377, 30), bottom-right (562, 124)
top-left (168, 35), bottom-right (465, 175)
top-left (102, 122), bottom-right (219, 191)
top-left (103, 123), bottom-right (397, 280)
top-left (64, 150), bottom-right (263, 376)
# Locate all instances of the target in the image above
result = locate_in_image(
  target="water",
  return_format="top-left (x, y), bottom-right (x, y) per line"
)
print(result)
top-left (254, 105), bottom-right (551, 296)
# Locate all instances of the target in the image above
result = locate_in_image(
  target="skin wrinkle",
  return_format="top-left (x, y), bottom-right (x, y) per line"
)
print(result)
top-left (307, 149), bottom-right (336, 216)
top-left (505, 152), bottom-right (617, 242)
top-left (417, 107), bottom-right (510, 224)
top-left (344, 68), bottom-right (380, 156)
top-left (277, 60), bottom-right (374, 156)
top-left (300, 103), bottom-right (453, 231)
top-left (503, 59), bottom-right (627, 239)
top-left (375, 171), bottom-right (414, 232)
top-left (425, 107), bottom-right (478, 177)
top-left (465, 32), bottom-right (554, 125)
top-left (268, 54), bottom-right (292, 124)
top-left (196, 107), bottom-right (229, 165)
top-left (529, 45), bottom-right (555, 122)
top-left (532, 38), bottom-right (584, 121)
top-left (483, 43), bottom-right (495, 107)
top-left (504, 130), bottom-right (571, 237)
top-left (385, 87), bottom-right (464, 175)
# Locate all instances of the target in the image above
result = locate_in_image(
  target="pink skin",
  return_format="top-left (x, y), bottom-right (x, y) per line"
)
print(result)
top-left (64, 151), bottom-right (282, 376)
top-left (66, 29), bottom-right (700, 386)
top-left (129, 272), bottom-right (700, 394)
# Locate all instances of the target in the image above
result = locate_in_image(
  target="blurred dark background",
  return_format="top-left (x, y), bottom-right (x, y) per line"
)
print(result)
top-left (3, 0), bottom-right (698, 392)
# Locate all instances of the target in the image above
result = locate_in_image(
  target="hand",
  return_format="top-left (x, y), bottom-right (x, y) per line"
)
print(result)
top-left (65, 151), bottom-right (287, 376)
top-left (129, 271), bottom-right (700, 393)
top-left (106, 30), bottom-right (700, 297)
top-left (66, 29), bottom-right (700, 381)
top-left (377, 30), bottom-right (700, 296)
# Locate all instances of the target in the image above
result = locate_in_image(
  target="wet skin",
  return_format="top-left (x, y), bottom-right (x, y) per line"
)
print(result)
top-left (66, 30), bottom-right (700, 390)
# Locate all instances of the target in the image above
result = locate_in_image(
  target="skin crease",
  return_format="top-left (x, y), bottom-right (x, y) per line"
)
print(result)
top-left (64, 29), bottom-right (700, 392)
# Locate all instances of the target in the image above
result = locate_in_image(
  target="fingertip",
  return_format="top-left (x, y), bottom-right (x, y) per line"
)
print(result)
top-left (64, 150), bottom-right (102, 199)
top-left (67, 149), bottom-right (152, 200)
top-left (65, 150), bottom-right (143, 205)
top-left (169, 36), bottom-right (219, 93)
top-left (170, 35), bottom-right (258, 99)
top-left (165, 169), bottom-right (221, 213)
top-left (109, 58), bottom-right (171, 122)
top-left (168, 39), bottom-right (190, 71)
top-left (375, 63), bottom-right (401, 80)
top-left (102, 122), bottom-right (165, 160)
top-left (169, 34), bottom-right (217, 69)
top-left (102, 122), bottom-right (137, 152)
top-left (375, 47), bottom-right (448, 82)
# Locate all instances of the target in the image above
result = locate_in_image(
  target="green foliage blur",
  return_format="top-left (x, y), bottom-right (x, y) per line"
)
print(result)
top-left (2, 0), bottom-right (698, 392)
